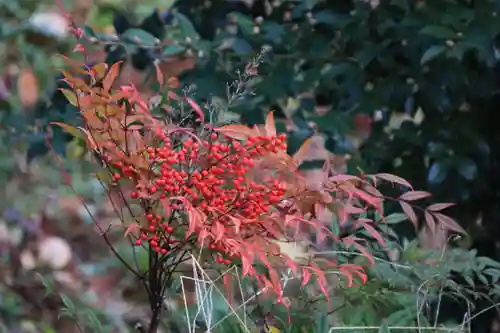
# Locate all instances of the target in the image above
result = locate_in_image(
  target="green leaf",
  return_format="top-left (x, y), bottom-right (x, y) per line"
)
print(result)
top-left (173, 11), bottom-right (200, 39)
top-left (60, 295), bottom-right (76, 314)
top-left (122, 28), bottom-right (159, 47)
top-left (483, 268), bottom-right (500, 284)
top-left (163, 44), bottom-right (186, 57)
top-left (228, 12), bottom-right (254, 36)
top-left (35, 273), bottom-right (53, 296)
top-left (420, 25), bottom-right (456, 39)
top-left (421, 45), bottom-right (447, 65)
top-left (477, 256), bottom-right (500, 269)
top-left (379, 321), bottom-right (391, 333)
top-left (86, 310), bottom-right (104, 333)
top-left (231, 38), bottom-right (253, 54)
top-left (58, 308), bottom-right (74, 320)
top-left (387, 309), bottom-right (413, 325)
top-left (384, 213), bottom-right (408, 225)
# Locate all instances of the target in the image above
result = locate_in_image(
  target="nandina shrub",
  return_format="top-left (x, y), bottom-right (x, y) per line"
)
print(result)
top-left (50, 57), bottom-right (467, 332)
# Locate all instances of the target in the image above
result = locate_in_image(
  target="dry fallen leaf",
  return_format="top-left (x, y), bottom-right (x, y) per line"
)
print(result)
top-left (18, 68), bottom-right (39, 108)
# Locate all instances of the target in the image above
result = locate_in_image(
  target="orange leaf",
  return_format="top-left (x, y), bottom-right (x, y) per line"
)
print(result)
top-left (18, 68), bottom-right (39, 108)
top-left (265, 111), bottom-right (276, 136)
top-left (50, 122), bottom-right (85, 140)
top-left (103, 61), bottom-right (122, 92)
top-left (292, 137), bottom-right (313, 166)
top-left (154, 61), bottom-right (164, 88)
top-left (91, 63), bottom-right (108, 81)
top-left (58, 55), bottom-right (89, 74)
top-left (214, 124), bottom-right (259, 140)
top-left (399, 190), bottom-right (432, 201)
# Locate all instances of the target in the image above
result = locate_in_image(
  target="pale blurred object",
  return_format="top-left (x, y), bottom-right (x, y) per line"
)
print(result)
top-left (17, 68), bottom-right (39, 108)
top-left (28, 10), bottom-right (69, 40)
top-left (38, 236), bottom-right (73, 270)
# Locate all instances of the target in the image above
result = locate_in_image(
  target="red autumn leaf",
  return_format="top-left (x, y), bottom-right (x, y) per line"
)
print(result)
top-left (343, 269), bottom-right (354, 288)
top-left (282, 253), bottom-right (298, 277)
top-left (375, 173), bottom-right (413, 189)
top-left (425, 211), bottom-right (436, 235)
top-left (229, 216), bottom-right (242, 234)
top-left (186, 97), bottom-right (205, 123)
top-left (124, 223), bottom-right (140, 238)
top-left (309, 264), bottom-right (331, 310)
top-left (160, 198), bottom-right (172, 218)
top-left (399, 190), bottom-right (432, 201)
top-left (352, 188), bottom-right (382, 211)
top-left (351, 241), bottom-right (375, 266)
top-left (301, 267), bottom-right (311, 288)
top-left (213, 221), bottom-right (225, 243)
top-left (362, 222), bottom-right (386, 247)
top-left (400, 201), bottom-right (418, 228)
top-left (427, 203), bottom-right (455, 212)
top-left (344, 237), bottom-right (375, 265)
top-left (328, 174), bottom-right (362, 184)
top-left (433, 212), bottom-right (466, 234)
top-left (241, 254), bottom-right (253, 277)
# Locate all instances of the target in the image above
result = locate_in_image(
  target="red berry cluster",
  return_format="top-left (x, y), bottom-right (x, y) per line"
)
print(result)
top-left (103, 131), bottom-right (289, 263)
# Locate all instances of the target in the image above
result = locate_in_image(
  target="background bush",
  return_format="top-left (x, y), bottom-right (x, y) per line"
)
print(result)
top-left (3, 0), bottom-right (500, 332)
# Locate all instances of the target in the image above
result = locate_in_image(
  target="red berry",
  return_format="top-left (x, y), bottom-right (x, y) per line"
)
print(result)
top-left (135, 239), bottom-right (142, 246)
top-left (224, 259), bottom-right (231, 265)
top-left (216, 257), bottom-right (224, 264)
top-left (166, 226), bottom-right (174, 234)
